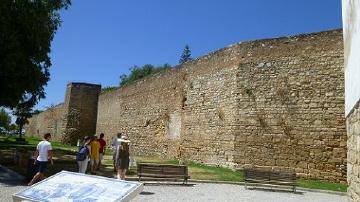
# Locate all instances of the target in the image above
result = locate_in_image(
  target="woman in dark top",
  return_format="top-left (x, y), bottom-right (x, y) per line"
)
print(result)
top-left (116, 138), bottom-right (130, 180)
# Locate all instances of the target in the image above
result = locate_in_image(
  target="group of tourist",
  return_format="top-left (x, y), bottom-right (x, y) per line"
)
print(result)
top-left (76, 133), bottom-right (107, 174)
top-left (76, 132), bottom-right (131, 180)
top-left (27, 131), bottom-right (131, 186)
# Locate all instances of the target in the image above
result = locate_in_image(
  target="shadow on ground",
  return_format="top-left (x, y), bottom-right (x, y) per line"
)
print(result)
top-left (247, 187), bottom-right (304, 195)
top-left (139, 191), bottom-right (155, 195)
top-left (0, 165), bottom-right (26, 186)
top-left (143, 182), bottom-right (196, 187)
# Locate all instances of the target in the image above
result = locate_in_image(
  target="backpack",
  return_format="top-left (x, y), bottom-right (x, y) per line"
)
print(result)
top-left (76, 145), bottom-right (89, 161)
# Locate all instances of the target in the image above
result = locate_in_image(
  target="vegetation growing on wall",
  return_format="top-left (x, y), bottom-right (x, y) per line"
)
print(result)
top-left (119, 64), bottom-right (171, 87)
top-left (101, 86), bottom-right (117, 93)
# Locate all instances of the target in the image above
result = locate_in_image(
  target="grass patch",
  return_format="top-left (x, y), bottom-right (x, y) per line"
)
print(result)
top-left (186, 161), bottom-right (243, 182)
top-left (135, 156), bottom-right (180, 165)
top-left (0, 135), bottom-right (77, 152)
top-left (298, 179), bottom-right (347, 192)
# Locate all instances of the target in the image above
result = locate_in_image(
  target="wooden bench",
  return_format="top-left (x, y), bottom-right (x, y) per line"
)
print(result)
top-left (137, 163), bottom-right (190, 184)
top-left (244, 167), bottom-right (297, 192)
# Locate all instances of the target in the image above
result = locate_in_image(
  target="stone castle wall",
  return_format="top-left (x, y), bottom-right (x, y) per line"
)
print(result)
top-left (27, 29), bottom-right (346, 182)
top-left (96, 29), bottom-right (346, 182)
top-left (26, 104), bottom-right (65, 142)
top-left (96, 69), bottom-right (185, 157)
top-left (232, 32), bottom-right (345, 181)
top-left (347, 101), bottom-right (360, 201)
top-left (61, 83), bottom-right (101, 144)
top-left (26, 83), bottom-right (101, 145)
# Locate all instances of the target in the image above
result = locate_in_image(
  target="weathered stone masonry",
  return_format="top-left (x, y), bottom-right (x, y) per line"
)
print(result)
top-left (27, 83), bottom-right (101, 143)
top-left (347, 101), bottom-right (360, 200)
top-left (26, 103), bottom-right (64, 141)
top-left (96, 71), bottom-right (185, 157)
top-left (27, 29), bottom-right (346, 182)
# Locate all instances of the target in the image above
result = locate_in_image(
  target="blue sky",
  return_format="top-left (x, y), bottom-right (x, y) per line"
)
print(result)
top-left (37, 0), bottom-right (342, 110)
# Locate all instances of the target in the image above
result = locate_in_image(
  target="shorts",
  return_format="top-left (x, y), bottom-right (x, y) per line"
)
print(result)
top-left (36, 160), bottom-right (48, 173)
top-left (90, 158), bottom-right (99, 166)
top-left (116, 158), bottom-right (129, 170)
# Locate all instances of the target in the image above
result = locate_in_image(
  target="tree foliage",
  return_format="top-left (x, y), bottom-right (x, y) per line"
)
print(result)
top-left (13, 102), bottom-right (33, 137)
top-left (0, 0), bottom-right (71, 108)
top-left (0, 108), bottom-right (11, 130)
top-left (119, 64), bottom-right (171, 87)
top-left (101, 86), bottom-right (117, 93)
top-left (179, 44), bottom-right (192, 64)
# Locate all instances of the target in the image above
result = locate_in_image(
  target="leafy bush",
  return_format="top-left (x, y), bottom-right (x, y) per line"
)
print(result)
top-left (101, 86), bottom-right (117, 93)
top-left (119, 64), bottom-right (171, 87)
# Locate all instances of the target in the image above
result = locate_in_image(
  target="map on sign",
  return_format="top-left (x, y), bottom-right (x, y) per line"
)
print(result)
top-left (13, 171), bottom-right (143, 202)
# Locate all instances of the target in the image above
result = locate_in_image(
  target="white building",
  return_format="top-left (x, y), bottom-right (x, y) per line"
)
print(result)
top-left (342, 0), bottom-right (360, 201)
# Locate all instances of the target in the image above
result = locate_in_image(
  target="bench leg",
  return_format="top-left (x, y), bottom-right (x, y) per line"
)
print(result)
top-left (183, 178), bottom-right (188, 185)
top-left (245, 181), bottom-right (247, 189)
top-left (293, 186), bottom-right (296, 193)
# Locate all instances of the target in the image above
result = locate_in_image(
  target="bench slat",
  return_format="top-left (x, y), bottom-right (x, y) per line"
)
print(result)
top-left (138, 173), bottom-right (189, 178)
top-left (137, 163), bottom-right (190, 184)
top-left (244, 168), bottom-right (296, 192)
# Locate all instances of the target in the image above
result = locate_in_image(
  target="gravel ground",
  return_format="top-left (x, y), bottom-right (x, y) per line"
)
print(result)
top-left (0, 165), bottom-right (346, 202)
top-left (0, 182), bottom-right (346, 202)
top-left (0, 165), bottom-right (26, 202)
top-left (0, 183), bottom-right (26, 202)
top-left (131, 183), bottom-right (346, 202)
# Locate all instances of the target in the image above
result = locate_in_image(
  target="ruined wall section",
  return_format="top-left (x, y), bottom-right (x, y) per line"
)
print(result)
top-left (232, 30), bottom-right (346, 182)
top-left (96, 30), bottom-right (346, 182)
top-left (96, 70), bottom-right (185, 158)
top-left (179, 51), bottom-right (239, 167)
top-left (179, 30), bottom-right (346, 182)
top-left (62, 83), bottom-right (101, 144)
top-left (25, 104), bottom-right (65, 141)
top-left (97, 51), bottom-right (240, 163)
top-left (347, 102), bottom-right (360, 200)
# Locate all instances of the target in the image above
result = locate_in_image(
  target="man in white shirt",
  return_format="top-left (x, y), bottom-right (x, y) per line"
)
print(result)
top-left (28, 133), bottom-right (53, 186)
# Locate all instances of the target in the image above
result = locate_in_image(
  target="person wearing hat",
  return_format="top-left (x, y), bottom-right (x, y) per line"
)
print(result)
top-left (115, 136), bottom-right (130, 180)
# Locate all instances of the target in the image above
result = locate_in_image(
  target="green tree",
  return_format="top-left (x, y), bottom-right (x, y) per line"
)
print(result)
top-left (119, 64), bottom-right (171, 87)
top-left (0, 0), bottom-right (71, 108)
top-left (12, 98), bottom-right (46, 137)
top-left (13, 102), bottom-right (33, 138)
top-left (179, 45), bottom-right (192, 64)
top-left (9, 124), bottom-right (18, 131)
top-left (0, 108), bottom-right (11, 130)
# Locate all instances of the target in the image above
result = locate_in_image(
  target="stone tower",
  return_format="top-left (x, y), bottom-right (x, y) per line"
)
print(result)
top-left (61, 82), bottom-right (101, 144)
